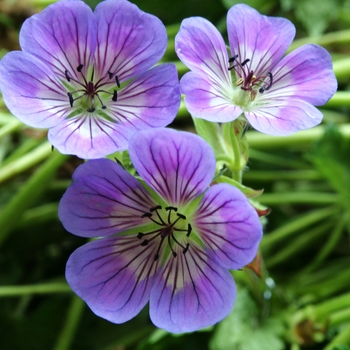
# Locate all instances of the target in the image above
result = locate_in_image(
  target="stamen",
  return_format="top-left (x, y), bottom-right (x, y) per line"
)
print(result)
top-left (77, 64), bottom-right (83, 72)
top-left (165, 206), bottom-right (178, 212)
top-left (259, 71), bottom-right (273, 93)
top-left (241, 58), bottom-right (250, 67)
top-left (87, 107), bottom-right (95, 113)
top-left (67, 92), bottom-right (74, 107)
top-left (186, 224), bottom-right (192, 237)
top-left (65, 70), bottom-right (70, 82)
top-left (176, 213), bottom-right (186, 220)
top-left (108, 71), bottom-right (114, 79)
top-left (183, 243), bottom-right (189, 254)
top-left (112, 90), bottom-right (118, 102)
top-left (137, 232), bottom-right (144, 239)
top-left (115, 75), bottom-right (120, 88)
top-left (141, 239), bottom-right (149, 246)
top-left (141, 212), bottom-right (152, 218)
top-left (150, 205), bottom-right (162, 212)
top-left (228, 55), bottom-right (238, 63)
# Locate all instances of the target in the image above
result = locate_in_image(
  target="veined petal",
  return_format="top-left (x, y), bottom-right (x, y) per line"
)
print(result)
top-left (181, 72), bottom-right (242, 122)
top-left (66, 235), bottom-right (160, 324)
top-left (268, 44), bottom-right (337, 105)
top-left (48, 111), bottom-right (138, 158)
top-left (150, 246), bottom-right (236, 333)
top-left (175, 17), bottom-right (232, 90)
top-left (20, 0), bottom-right (95, 80)
top-left (58, 158), bottom-right (156, 237)
top-left (0, 51), bottom-right (68, 128)
top-left (192, 184), bottom-right (262, 270)
top-left (129, 129), bottom-right (216, 207)
top-left (227, 4), bottom-right (295, 77)
top-left (94, 0), bottom-right (167, 82)
top-left (245, 98), bottom-right (323, 135)
top-left (107, 64), bottom-right (180, 128)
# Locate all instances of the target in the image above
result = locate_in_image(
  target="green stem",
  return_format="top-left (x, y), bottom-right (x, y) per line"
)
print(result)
top-left (246, 125), bottom-right (350, 149)
top-left (0, 141), bottom-right (53, 184)
top-left (325, 91), bottom-right (350, 107)
top-left (329, 308), bottom-right (350, 327)
top-left (243, 170), bottom-right (322, 181)
top-left (53, 295), bottom-right (85, 350)
top-left (17, 203), bottom-right (59, 228)
top-left (0, 118), bottom-right (22, 138)
top-left (258, 192), bottom-right (338, 205)
top-left (324, 322), bottom-right (350, 350)
top-left (261, 206), bottom-right (338, 252)
top-left (0, 282), bottom-right (71, 297)
top-left (333, 57), bottom-right (350, 80)
top-left (0, 150), bottom-right (67, 246)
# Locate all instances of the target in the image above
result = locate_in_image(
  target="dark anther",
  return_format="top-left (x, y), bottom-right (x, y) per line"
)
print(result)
top-left (165, 206), bottom-right (178, 212)
top-left (228, 55), bottom-right (238, 63)
top-left (77, 64), bottom-right (83, 72)
top-left (183, 243), bottom-right (189, 254)
top-left (241, 58), bottom-right (250, 67)
top-left (141, 212), bottom-right (152, 218)
top-left (172, 252), bottom-right (177, 258)
top-left (108, 71), bottom-right (114, 79)
top-left (65, 70), bottom-right (70, 82)
top-left (177, 213), bottom-right (186, 220)
top-left (154, 254), bottom-right (159, 261)
top-left (102, 106), bottom-right (106, 109)
top-left (51, 145), bottom-right (55, 152)
top-left (67, 92), bottom-right (74, 107)
top-left (150, 205), bottom-right (162, 212)
top-left (137, 232), bottom-right (144, 239)
top-left (115, 76), bottom-right (120, 88)
top-left (259, 71), bottom-right (273, 94)
top-left (87, 107), bottom-right (95, 113)
top-left (141, 239), bottom-right (149, 246)
top-left (186, 224), bottom-right (192, 237)
top-left (112, 90), bottom-right (118, 102)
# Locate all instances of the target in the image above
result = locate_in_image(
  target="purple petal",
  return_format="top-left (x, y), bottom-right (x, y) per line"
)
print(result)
top-left (227, 4), bottom-right (295, 77)
top-left (94, 0), bottom-right (167, 82)
top-left (107, 64), bottom-right (180, 128)
top-left (192, 184), bottom-right (262, 270)
top-left (66, 235), bottom-right (160, 324)
top-left (175, 17), bottom-right (231, 88)
top-left (245, 98), bottom-right (324, 135)
top-left (180, 72), bottom-right (242, 122)
top-left (0, 51), bottom-right (69, 128)
top-left (150, 246), bottom-right (236, 333)
top-left (269, 44), bottom-right (337, 106)
top-left (58, 158), bottom-right (156, 237)
top-left (129, 129), bottom-right (216, 207)
top-left (20, 0), bottom-right (95, 81)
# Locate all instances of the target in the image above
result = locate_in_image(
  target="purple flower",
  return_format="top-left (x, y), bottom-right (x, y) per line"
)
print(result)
top-left (0, 0), bottom-right (180, 158)
top-left (175, 4), bottom-right (337, 135)
top-left (58, 128), bottom-right (262, 333)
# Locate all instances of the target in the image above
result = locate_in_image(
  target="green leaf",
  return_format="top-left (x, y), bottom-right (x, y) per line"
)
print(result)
top-left (221, 0), bottom-right (275, 13)
top-left (209, 288), bottom-right (285, 350)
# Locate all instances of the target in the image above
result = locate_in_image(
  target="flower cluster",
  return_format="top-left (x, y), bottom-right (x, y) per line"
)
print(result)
top-left (0, 0), bottom-right (180, 158)
top-left (59, 128), bottom-right (263, 333)
top-left (175, 4), bottom-right (337, 135)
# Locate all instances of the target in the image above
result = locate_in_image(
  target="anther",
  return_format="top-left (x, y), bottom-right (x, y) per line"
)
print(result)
top-left (228, 55), bottom-right (238, 63)
top-left (67, 92), bottom-right (74, 107)
top-left (165, 206), bottom-right (178, 212)
top-left (141, 239), bottom-right (149, 246)
top-left (108, 71), bottom-right (114, 79)
top-left (141, 212), bottom-right (152, 218)
top-left (150, 205), bottom-right (162, 212)
top-left (241, 58), bottom-right (250, 67)
top-left (65, 70), bottom-right (70, 82)
top-left (154, 254), bottom-right (159, 261)
top-left (183, 243), bottom-right (189, 254)
top-left (77, 64), bottom-right (83, 72)
top-left (176, 213), bottom-right (186, 220)
top-left (137, 232), bottom-right (144, 239)
top-left (112, 90), bottom-right (118, 102)
top-left (115, 75), bottom-right (120, 88)
top-left (87, 107), bottom-right (95, 113)
top-left (172, 252), bottom-right (177, 258)
top-left (186, 224), bottom-right (192, 237)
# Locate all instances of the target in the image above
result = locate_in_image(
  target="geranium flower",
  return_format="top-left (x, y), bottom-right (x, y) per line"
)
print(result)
top-left (175, 4), bottom-right (337, 135)
top-left (59, 128), bottom-right (262, 333)
top-left (0, 0), bottom-right (180, 158)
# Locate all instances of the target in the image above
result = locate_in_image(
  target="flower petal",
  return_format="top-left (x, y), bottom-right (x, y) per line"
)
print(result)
top-left (268, 44), bottom-right (337, 106)
top-left (0, 51), bottom-right (69, 128)
top-left (129, 129), bottom-right (216, 207)
top-left (94, 0), bottom-right (167, 82)
top-left (66, 235), bottom-right (160, 324)
top-left (227, 4), bottom-right (295, 77)
top-left (176, 17), bottom-right (231, 89)
top-left (192, 184), bottom-right (262, 270)
top-left (180, 72), bottom-right (242, 122)
top-left (58, 158), bottom-right (156, 237)
top-left (245, 98), bottom-right (324, 135)
top-left (150, 246), bottom-right (236, 333)
top-left (20, 0), bottom-right (95, 80)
